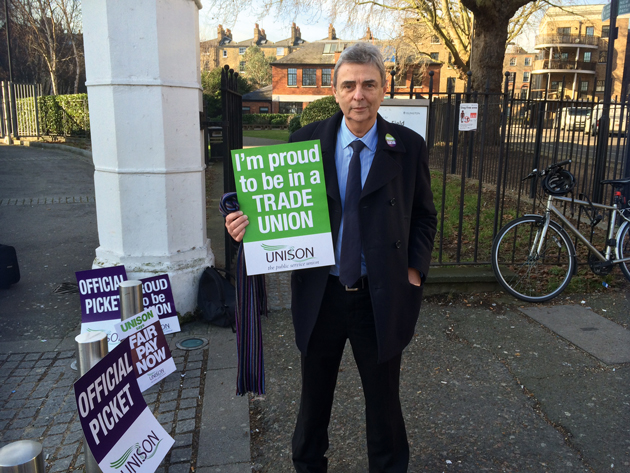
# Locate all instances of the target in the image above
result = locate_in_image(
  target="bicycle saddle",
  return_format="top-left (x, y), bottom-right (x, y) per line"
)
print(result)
top-left (601, 177), bottom-right (630, 186)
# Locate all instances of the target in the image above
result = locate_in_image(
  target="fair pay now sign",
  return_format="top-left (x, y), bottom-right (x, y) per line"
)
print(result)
top-left (232, 140), bottom-right (335, 275)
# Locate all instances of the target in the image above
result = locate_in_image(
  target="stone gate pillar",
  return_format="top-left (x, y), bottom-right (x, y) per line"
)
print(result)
top-left (82, 0), bottom-right (212, 314)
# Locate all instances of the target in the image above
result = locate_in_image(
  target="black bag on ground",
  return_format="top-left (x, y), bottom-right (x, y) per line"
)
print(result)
top-left (0, 244), bottom-right (20, 289)
top-left (198, 267), bottom-right (236, 327)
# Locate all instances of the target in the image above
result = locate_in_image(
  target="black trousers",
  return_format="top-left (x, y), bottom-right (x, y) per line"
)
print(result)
top-left (292, 276), bottom-right (409, 473)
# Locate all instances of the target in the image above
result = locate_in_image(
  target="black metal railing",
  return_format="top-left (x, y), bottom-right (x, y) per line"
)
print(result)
top-left (535, 34), bottom-right (602, 47)
top-left (423, 71), bottom-right (630, 266)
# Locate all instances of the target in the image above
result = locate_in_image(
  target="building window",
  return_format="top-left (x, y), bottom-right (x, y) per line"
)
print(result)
top-left (584, 51), bottom-right (592, 62)
top-left (509, 57), bottom-right (517, 66)
top-left (322, 68), bottom-right (332, 87)
top-left (524, 57), bottom-right (531, 66)
top-left (580, 80), bottom-right (589, 92)
top-left (239, 61), bottom-right (245, 73)
top-left (602, 26), bottom-right (610, 38)
top-left (551, 81), bottom-right (559, 91)
top-left (279, 102), bottom-right (303, 114)
top-left (430, 35), bottom-right (440, 44)
top-left (288, 68), bottom-right (297, 86)
top-left (276, 47), bottom-right (284, 56)
top-left (508, 72), bottom-right (514, 82)
top-left (448, 53), bottom-right (453, 66)
top-left (323, 43), bottom-right (337, 54)
top-left (557, 27), bottom-right (571, 36)
top-left (523, 72), bottom-right (530, 83)
top-left (242, 106), bottom-right (250, 114)
top-left (239, 47), bottom-right (246, 55)
top-left (596, 80), bottom-right (605, 92)
top-left (302, 68), bottom-right (317, 86)
top-left (222, 50), bottom-right (227, 58)
top-left (430, 52), bottom-right (440, 61)
top-left (586, 26), bottom-right (594, 36)
top-left (259, 107), bottom-right (269, 113)
top-left (447, 77), bottom-right (456, 92)
top-left (599, 51), bottom-right (607, 63)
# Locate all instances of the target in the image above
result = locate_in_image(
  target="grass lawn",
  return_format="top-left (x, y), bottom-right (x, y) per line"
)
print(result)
top-left (243, 129), bottom-right (290, 142)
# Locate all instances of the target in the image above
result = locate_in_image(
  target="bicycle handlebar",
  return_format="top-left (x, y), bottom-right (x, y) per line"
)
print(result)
top-left (522, 159), bottom-right (572, 181)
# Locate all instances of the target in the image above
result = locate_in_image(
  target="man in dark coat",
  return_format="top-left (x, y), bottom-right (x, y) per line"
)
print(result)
top-left (225, 42), bottom-right (437, 473)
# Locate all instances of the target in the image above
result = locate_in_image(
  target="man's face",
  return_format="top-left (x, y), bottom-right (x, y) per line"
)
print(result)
top-left (333, 62), bottom-right (387, 136)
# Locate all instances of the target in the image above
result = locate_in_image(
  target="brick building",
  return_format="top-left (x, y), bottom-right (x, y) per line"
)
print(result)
top-left (200, 23), bottom-right (306, 73)
top-left (503, 43), bottom-right (535, 97)
top-left (531, 5), bottom-right (630, 100)
top-left (268, 26), bottom-right (441, 113)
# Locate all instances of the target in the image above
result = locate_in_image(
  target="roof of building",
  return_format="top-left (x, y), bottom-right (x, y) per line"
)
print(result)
top-left (272, 40), bottom-right (397, 66)
top-left (273, 41), bottom-right (347, 65)
top-left (243, 85), bottom-right (273, 101)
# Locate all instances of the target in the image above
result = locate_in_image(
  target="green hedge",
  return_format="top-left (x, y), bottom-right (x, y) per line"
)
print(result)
top-left (288, 114), bottom-right (302, 134)
top-left (300, 96), bottom-right (340, 127)
top-left (242, 113), bottom-right (292, 125)
top-left (37, 94), bottom-right (90, 136)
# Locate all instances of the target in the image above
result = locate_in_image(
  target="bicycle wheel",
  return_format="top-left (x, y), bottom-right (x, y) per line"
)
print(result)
top-left (616, 221), bottom-right (630, 282)
top-left (492, 216), bottom-right (576, 302)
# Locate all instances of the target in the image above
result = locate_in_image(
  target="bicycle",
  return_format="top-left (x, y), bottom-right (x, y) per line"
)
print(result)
top-left (491, 159), bottom-right (630, 302)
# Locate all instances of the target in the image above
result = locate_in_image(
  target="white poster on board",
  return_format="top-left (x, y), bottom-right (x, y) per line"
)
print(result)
top-left (379, 99), bottom-right (429, 140)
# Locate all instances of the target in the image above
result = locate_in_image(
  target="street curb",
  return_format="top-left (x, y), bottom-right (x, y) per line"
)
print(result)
top-left (424, 266), bottom-right (502, 296)
top-left (16, 140), bottom-right (93, 164)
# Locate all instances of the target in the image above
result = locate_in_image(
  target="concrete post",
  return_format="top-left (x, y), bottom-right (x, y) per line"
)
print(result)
top-left (82, 0), bottom-right (213, 315)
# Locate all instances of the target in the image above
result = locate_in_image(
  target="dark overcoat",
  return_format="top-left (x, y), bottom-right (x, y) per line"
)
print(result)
top-left (289, 111), bottom-right (437, 363)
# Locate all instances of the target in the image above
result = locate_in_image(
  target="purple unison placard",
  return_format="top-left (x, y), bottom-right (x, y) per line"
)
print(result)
top-left (139, 274), bottom-right (180, 334)
top-left (74, 338), bottom-right (173, 472)
top-left (76, 266), bottom-right (127, 323)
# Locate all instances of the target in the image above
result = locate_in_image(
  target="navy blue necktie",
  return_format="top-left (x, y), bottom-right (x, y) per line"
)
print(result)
top-left (339, 140), bottom-right (365, 287)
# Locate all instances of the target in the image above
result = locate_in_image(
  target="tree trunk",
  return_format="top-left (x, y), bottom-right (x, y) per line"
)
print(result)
top-left (461, 0), bottom-right (533, 93)
top-left (470, 15), bottom-right (510, 93)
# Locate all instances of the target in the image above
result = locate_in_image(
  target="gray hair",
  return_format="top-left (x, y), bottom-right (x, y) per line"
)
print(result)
top-left (333, 42), bottom-right (387, 88)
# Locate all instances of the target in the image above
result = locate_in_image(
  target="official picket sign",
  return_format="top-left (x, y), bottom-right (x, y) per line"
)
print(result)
top-left (231, 140), bottom-right (335, 275)
top-left (114, 308), bottom-right (176, 392)
top-left (139, 274), bottom-right (180, 335)
top-left (74, 338), bottom-right (174, 473)
top-left (76, 266), bottom-right (128, 350)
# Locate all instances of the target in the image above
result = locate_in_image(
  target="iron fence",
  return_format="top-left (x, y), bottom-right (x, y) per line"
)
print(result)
top-left (422, 72), bottom-right (630, 267)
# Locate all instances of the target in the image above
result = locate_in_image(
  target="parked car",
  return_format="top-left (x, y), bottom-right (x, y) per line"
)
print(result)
top-left (585, 104), bottom-right (628, 136)
top-left (554, 106), bottom-right (591, 130)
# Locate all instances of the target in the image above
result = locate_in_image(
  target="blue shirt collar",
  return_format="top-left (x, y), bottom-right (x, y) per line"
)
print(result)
top-left (339, 118), bottom-right (378, 152)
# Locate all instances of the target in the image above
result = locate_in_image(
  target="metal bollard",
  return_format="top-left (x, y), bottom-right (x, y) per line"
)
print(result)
top-left (0, 440), bottom-right (45, 473)
top-left (119, 280), bottom-right (144, 320)
top-left (75, 331), bottom-right (108, 473)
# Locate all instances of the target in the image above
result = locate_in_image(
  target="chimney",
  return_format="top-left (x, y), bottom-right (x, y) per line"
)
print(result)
top-left (254, 23), bottom-right (261, 44)
top-left (226, 28), bottom-right (232, 40)
top-left (217, 24), bottom-right (225, 39)
top-left (291, 22), bottom-right (297, 45)
top-left (328, 24), bottom-right (337, 40)
top-left (363, 26), bottom-right (373, 40)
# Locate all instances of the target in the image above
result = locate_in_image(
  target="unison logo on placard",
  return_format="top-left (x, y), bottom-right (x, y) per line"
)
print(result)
top-left (110, 431), bottom-right (164, 471)
top-left (262, 244), bottom-right (315, 263)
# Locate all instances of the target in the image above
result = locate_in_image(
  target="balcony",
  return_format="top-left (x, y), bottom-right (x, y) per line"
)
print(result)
top-left (532, 59), bottom-right (597, 74)
top-left (535, 34), bottom-right (601, 49)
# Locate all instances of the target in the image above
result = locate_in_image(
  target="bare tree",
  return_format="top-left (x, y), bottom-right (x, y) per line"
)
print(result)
top-left (206, 0), bottom-right (551, 92)
top-left (243, 46), bottom-right (275, 89)
top-left (10, 0), bottom-right (82, 94)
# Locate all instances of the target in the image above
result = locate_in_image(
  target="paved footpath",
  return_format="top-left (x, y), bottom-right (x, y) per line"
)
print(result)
top-left (0, 144), bottom-right (250, 472)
